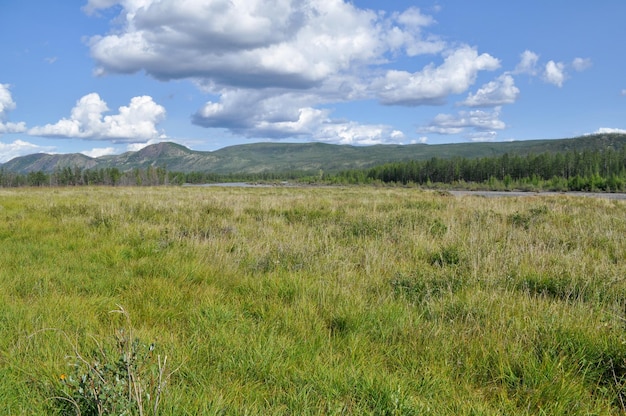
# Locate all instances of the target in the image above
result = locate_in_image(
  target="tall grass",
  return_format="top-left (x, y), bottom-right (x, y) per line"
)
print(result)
top-left (1, 186), bottom-right (625, 414)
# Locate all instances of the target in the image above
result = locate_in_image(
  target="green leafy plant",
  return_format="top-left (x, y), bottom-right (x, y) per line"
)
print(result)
top-left (54, 306), bottom-right (176, 416)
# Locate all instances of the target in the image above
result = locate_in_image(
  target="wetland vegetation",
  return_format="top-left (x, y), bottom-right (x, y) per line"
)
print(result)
top-left (1, 186), bottom-right (625, 414)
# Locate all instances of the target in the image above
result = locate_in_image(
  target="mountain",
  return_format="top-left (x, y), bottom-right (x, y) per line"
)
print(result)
top-left (2, 133), bottom-right (625, 175)
top-left (1, 152), bottom-right (98, 173)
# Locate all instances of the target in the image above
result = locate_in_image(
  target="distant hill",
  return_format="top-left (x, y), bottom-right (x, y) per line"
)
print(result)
top-left (2, 152), bottom-right (98, 173)
top-left (2, 133), bottom-right (625, 174)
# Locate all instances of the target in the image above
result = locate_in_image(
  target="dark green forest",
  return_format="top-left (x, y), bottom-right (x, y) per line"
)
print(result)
top-left (0, 165), bottom-right (305, 188)
top-left (2, 145), bottom-right (626, 192)
top-left (330, 146), bottom-right (626, 191)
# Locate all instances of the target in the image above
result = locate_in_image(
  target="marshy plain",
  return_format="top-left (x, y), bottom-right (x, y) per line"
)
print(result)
top-left (1, 186), bottom-right (625, 414)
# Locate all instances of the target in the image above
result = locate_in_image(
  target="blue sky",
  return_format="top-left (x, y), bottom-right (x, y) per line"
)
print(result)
top-left (1, 1), bottom-right (624, 162)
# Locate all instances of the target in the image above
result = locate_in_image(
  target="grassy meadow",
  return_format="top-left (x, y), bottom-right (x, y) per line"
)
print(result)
top-left (1, 186), bottom-right (626, 414)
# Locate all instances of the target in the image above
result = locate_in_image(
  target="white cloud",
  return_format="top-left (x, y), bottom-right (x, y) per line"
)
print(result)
top-left (395, 7), bottom-right (435, 27)
top-left (516, 51), bottom-right (585, 87)
top-left (28, 93), bottom-right (166, 142)
top-left (408, 136), bottom-right (428, 144)
top-left (387, 7), bottom-right (445, 56)
top-left (514, 56), bottom-right (585, 93)
top-left (0, 121), bottom-right (27, 135)
top-left (316, 121), bottom-right (404, 145)
top-left (81, 2), bottom-right (590, 143)
top-left (572, 57), bottom-right (592, 72)
top-left (373, 46), bottom-right (500, 106)
top-left (621, 89), bottom-right (626, 96)
top-left (0, 140), bottom-right (54, 163)
top-left (126, 139), bottom-right (164, 152)
top-left (85, 0), bottom-right (440, 89)
top-left (193, 88), bottom-right (405, 145)
top-left (82, 1), bottom-right (523, 141)
top-left (459, 74), bottom-right (519, 107)
top-left (84, 1), bottom-right (455, 142)
top-left (593, 127), bottom-right (626, 135)
top-left (256, 107), bottom-right (329, 137)
top-left (0, 84), bottom-right (27, 135)
top-left (0, 84), bottom-right (17, 115)
top-left (193, 89), bottom-right (328, 136)
top-left (81, 147), bottom-right (117, 158)
top-left (391, 130), bottom-right (405, 140)
top-left (514, 50), bottom-right (539, 75)
top-left (419, 107), bottom-right (505, 136)
top-left (543, 60), bottom-right (566, 87)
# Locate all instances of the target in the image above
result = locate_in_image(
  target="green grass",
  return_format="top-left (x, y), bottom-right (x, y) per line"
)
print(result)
top-left (1, 186), bottom-right (625, 414)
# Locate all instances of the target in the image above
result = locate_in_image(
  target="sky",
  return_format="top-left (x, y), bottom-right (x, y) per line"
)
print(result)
top-left (1, 1), bottom-right (625, 163)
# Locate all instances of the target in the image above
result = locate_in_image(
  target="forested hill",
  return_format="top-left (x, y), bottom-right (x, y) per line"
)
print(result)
top-left (2, 133), bottom-right (626, 175)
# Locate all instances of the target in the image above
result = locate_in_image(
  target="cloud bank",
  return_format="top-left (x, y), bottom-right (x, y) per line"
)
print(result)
top-left (82, 0), bottom-right (507, 144)
top-left (59, 1), bottom-right (595, 145)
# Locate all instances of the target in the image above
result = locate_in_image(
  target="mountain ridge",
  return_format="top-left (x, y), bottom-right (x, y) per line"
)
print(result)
top-left (2, 133), bottom-right (625, 175)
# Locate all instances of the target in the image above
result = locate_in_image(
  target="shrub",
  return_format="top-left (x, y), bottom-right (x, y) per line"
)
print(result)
top-left (53, 306), bottom-right (177, 416)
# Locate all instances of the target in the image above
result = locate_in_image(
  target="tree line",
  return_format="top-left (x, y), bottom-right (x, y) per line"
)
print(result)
top-left (0, 166), bottom-right (170, 187)
top-left (2, 146), bottom-right (626, 192)
top-left (328, 147), bottom-right (626, 192)
top-left (0, 165), bottom-right (309, 188)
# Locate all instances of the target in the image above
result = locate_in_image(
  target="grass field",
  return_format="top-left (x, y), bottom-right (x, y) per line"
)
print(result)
top-left (1, 186), bottom-right (625, 415)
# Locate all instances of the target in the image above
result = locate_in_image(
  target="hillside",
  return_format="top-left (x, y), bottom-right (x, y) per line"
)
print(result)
top-left (2, 133), bottom-right (625, 174)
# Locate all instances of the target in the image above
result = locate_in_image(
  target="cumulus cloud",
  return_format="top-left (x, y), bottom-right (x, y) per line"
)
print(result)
top-left (543, 60), bottom-right (566, 87)
top-left (85, 0), bottom-right (440, 89)
top-left (191, 46), bottom-right (501, 142)
top-left (419, 107), bottom-right (505, 136)
top-left (193, 88), bottom-right (404, 144)
top-left (316, 122), bottom-right (405, 145)
top-left (193, 89), bottom-right (328, 136)
top-left (459, 74), bottom-right (519, 107)
top-left (0, 84), bottom-right (17, 116)
top-left (373, 46), bottom-right (500, 106)
top-left (28, 93), bottom-right (166, 142)
top-left (386, 7), bottom-right (445, 56)
top-left (0, 121), bottom-right (26, 135)
top-left (514, 51), bottom-right (587, 88)
top-left (0, 140), bottom-right (54, 163)
top-left (83, 0), bottom-right (454, 143)
top-left (80, 1), bottom-right (587, 144)
top-left (514, 50), bottom-right (539, 75)
top-left (0, 84), bottom-right (27, 135)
